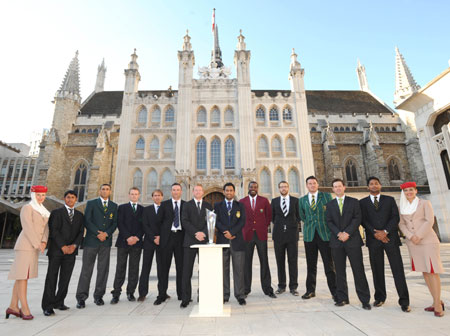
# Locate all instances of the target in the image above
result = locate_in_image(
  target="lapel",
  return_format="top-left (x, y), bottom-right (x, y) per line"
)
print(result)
top-left (317, 192), bottom-right (324, 206)
top-left (61, 207), bottom-right (70, 223)
top-left (341, 196), bottom-right (350, 217)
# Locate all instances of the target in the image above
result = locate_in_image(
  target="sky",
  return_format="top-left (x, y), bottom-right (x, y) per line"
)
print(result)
top-left (1, 0), bottom-right (449, 143)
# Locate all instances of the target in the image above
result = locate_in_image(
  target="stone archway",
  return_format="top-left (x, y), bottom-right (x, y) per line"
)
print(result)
top-left (203, 191), bottom-right (224, 207)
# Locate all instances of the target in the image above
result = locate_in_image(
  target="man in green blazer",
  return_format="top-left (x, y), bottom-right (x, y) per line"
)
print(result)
top-left (76, 184), bottom-right (118, 308)
top-left (299, 176), bottom-right (336, 301)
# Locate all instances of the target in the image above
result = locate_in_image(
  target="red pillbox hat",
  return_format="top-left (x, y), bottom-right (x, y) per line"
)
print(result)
top-left (400, 182), bottom-right (416, 190)
top-left (31, 185), bottom-right (48, 193)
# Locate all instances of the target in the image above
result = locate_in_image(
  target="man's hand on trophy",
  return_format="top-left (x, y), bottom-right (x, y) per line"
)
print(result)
top-left (195, 232), bottom-right (206, 241)
top-left (154, 236), bottom-right (160, 245)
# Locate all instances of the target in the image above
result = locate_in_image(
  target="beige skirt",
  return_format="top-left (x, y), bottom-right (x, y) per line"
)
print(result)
top-left (406, 241), bottom-right (445, 274)
top-left (8, 250), bottom-right (40, 280)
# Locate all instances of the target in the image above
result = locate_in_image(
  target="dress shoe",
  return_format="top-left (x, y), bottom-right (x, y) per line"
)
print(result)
top-left (180, 301), bottom-right (189, 308)
top-left (275, 288), bottom-right (285, 294)
top-left (332, 294), bottom-right (338, 303)
top-left (110, 296), bottom-right (119, 304)
top-left (301, 292), bottom-right (315, 299)
top-left (238, 298), bottom-right (246, 306)
top-left (224, 298), bottom-right (229, 303)
top-left (401, 305), bottom-right (411, 312)
top-left (5, 307), bottom-right (21, 319)
top-left (43, 309), bottom-right (55, 316)
top-left (21, 311), bottom-right (34, 320)
top-left (137, 296), bottom-right (145, 302)
top-left (290, 289), bottom-right (299, 296)
top-left (94, 298), bottom-right (104, 306)
top-left (153, 298), bottom-right (165, 305)
top-left (55, 304), bottom-right (70, 311)
top-left (373, 300), bottom-right (385, 307)
top-left (425, 301), bottom-right (444, 312)
top-left (335, 300), bottom-right (349, 307)
top-left (244, 291), bottom-right (250, 298)
top-left (362, 303), bottom-right (371, 310)
top-left (76, 300), bottom-right (85, 309)
top-left (267, 292), bottom-right (277, 299)
top-left (127, 294), bottom-right (136, 302)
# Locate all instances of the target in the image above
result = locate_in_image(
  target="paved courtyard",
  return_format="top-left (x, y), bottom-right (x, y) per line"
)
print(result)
top-left (1, 242), bottom-right (449, 335)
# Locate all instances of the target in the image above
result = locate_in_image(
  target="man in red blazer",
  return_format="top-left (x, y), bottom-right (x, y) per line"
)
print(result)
top-left (240, 181), bottom-right (276, 298)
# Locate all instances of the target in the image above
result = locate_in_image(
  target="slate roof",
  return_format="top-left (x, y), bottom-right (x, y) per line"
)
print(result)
top-left (80, 91), bottom-right (123, 116)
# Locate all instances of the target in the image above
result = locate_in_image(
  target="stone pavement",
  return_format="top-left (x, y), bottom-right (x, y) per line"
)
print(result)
top-left (1, 242), bottom-right (449, 336)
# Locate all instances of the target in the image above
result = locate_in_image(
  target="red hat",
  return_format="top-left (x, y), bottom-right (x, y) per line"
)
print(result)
top-left (400, 182), bottom-right (416, 190)
top-left (31, 185), bottom-right (48, 193)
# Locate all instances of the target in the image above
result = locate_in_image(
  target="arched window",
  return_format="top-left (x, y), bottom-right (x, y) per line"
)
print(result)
top-left (286, 136), bottom-right (296, 155)
top-left (197, 107), bottom-right (207, 125)
top-left (161, 169), bottom-right (174, 200)
top-left (269, 106), bottom-right (279, 121)
top-left (224, 107), bottom-right (234, 126)
top-left (256, 106), bottom-right (266, 123)
top-left (211, 138), bottom-right (221, 170)
top-left (151, 106), bottom-right (161, 124)
top-left (433, 110), bottom-right (450, 135)
top-left (81, 129), bottom-right (87, 133)
top-left (260, 168), bottom-right (272, 195)
top-left (93, 128), bottom-right (99, 133)
top-left (283, 106), bottom-right (292, 121)
top-left (150, 137), bottom-right (159, 159)
top-left (73, 162), bottom-right (88, 202)
top-left (339, 127), bottom-right (345, 132)
top-left (288, 169), bottom-right (300, 194)
top-left (133, 169), bottom-right (143, 190)
top-left (441, 150), bottom-right (450, 189)
top-left (385, 127), bottom-right (391, 132)
top-left (345, 127), bottom-right (350, 132)
top-left (388, 158), bottom-right (401, 181)
top-left (311, 127), bottom-right (317, 132)
top-left (137, 106), bottom-right (147, 127)
top-left (136, 137), bottom-right (145, 159)
top-left (146, 169), bottom-right (157, 197)
top-left (380, 127), bottom-right (385, 132)
top-left (74, 129), bottom-right (80, 133)
top-left (334, 127), bottom-right (339, 132)
top-left (87, 129), bottom-right (93, 133)
top-left (272, 136), bottom-right (282, 157)
top-left (211, 107), bottom-right (220, 126)
top-left (165, 106), bottom-right (175, 123)
top-left (375, 127), bottom-right (380, 132)
top-left (345, 159), bottom-right (359, 186)
top-left (352, 126), bottom-right (357, 131)
top-left (163, 137), bottom-right (174, 157)
top-left (392, 126), bottom-right (397, 132)
top-left (225, 138), bottom-right (235, 169)
top-left (196, 137), bottom-right (206, 170)
top-left (258, 136), bottom-right (269, 157)
top-left (273, 168), bottom-right (285, 193)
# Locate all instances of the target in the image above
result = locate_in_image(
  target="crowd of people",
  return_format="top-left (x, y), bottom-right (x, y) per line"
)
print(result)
top-left (5, 176), bottom-right (445, 320)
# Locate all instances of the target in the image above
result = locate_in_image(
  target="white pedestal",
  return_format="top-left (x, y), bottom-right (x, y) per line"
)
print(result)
top-left (189, 243), bottom-right (231, 317)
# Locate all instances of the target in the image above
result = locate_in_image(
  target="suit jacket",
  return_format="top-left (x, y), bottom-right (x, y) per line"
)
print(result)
top-left (14, 204), bottom-right (49, 251)
top-left (240, 195), bottom-right (272, 241)
top-left (181, 199), bottom-right (213, 247)
top-left (299, 191), bottom-right (333, 242)
top-left (271, 196), bottom-right (300, 243)
top-left (142, 204), bottom-right (159, 249)
top-left (399, 199), bottom-right (439, 245)
top-left (82, 198), bottom-right (118, 248)
top-left (115, 203), bottom-right (144, 248)
top-left (215, 200), bottom-right (246, 251)
top-left (47, 207), bottom-right (84, 257)
top-left (360, 195), bottom-right (401, 247)
top-left (326, 196), bottom-right (363, 248)
top-left (151, 199), bottom-right (185, 248)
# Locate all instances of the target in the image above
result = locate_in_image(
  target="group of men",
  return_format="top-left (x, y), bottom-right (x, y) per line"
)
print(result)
top-left (40, 175), bottom-right (411, 316)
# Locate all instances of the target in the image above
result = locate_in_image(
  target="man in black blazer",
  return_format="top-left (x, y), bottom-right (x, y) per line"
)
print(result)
top-left (360, 177), bottom-right (410, 312)
top-left (180, 184), bottom-right (213, 308)
top-left (151, 182), bottom-right (185, 305)
top-left (42, 190), bottom-right (84, 316)
top-left (326, 178), bottom-right (371, 310)
top-left (215, 182), bottom-right (247, 305)
top-left (271, 181), bottom-right (301, 296)
top-left (138, 189), bottom-right (163, 302)
top-left (111, 187), bottom-right (144, 304)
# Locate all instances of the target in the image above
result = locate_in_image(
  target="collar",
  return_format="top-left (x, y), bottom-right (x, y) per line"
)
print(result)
top-left (64, 204), bottom-right (74, 212)
top-left (154, 203), bottom-right (160, 209)
top-left (309, 191), bottom-right (319, 198)
top-left (172, 199), bottom-right (181, 206)
top-left (100, 197), bottom-right (108, 205)
top-left (369, 194), bottom-right (381, 202)
top-left (336, 195), bottom-right (346, 202)
top-left (130, 201), bottom-right (138, 207)
top-left (249, 195), bottom-right (257, 202)
top-left (281, 194), bottom-right (290, 201)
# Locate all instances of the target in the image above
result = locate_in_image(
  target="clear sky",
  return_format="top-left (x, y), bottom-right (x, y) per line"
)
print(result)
top-left (1, 0), bottom-right (449, 143)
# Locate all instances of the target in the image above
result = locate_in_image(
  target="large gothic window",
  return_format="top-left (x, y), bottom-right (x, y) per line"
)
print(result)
top-left (433, 110), bottom-right (450, 135)
top-left (286, 136), bottom-right (296, 155)
top-left (224, 107), bottom-right (234, 126)
top-left (256, 106), bottom-right (266, 123)
top-left (197, 107), bottom-right (207, 125)
top-left (211, 138), bottom-right (221, 170)
top-left (288, 168), bottom-right (300, 194)
top-left (196, 137), bottom-right (206, 170)
top-left (269, 106), bottom-right (279, 121)
top-left (133, 169), bottom-right (143, 190)
top-left (258, 136), bottom-right (269, 157)
top-left (73, 163), bottom-right (87, 202)
top-left (150, 137), bottom-right (159, 159)
top-left (163, 137), bottom-right (174, 158)
top-left (165, 106), bottom-right (175, 123)
top-left (345, 159), bottom-right (359, 186)
top-left (441, 150), bottom-right (450, 189)
top-left (161, 169), bottom-right (174, 200)
top-left (211, 107), bottom-right (220, 126)
top-left (388, 158), bottom-right (401, 181)
top-left (151, 106), bottom-right (161, 125)
top-left (225, 138), bottom-right (235, 169)
top-left (137, 107), bottom-right (147, 127)
top-left (260, 168), bottom-right (272, 195)
top-left (273, 168), bottom-right (285, 193)
top-left (272, 136), bottom-right (282, 157)
top-left (146, 169), bottom-right (157, 198)
top-left (283, 106), bottom-right (292, 121)
top-left (136, 137), bottom-right (145, 158)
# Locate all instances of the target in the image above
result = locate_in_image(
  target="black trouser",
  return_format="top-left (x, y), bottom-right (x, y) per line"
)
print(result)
top-left (368, 243), bottom-right (409, 306)
top-left (244, 231), bottom-right (273, 295)
top-left (304, 232), bottom-right (336, 296)
top-left (331, 245), bottom-right (370, 304)
top-left (111, 245), bottom-right (142, 297)
top-left (274, 239), bottom-right (298, 290)
top-left (42, 254), bottom-right (76, 310)
top-left (181, 247), bottom-right (198, 302)
top-left (76, 246), bottom-right (111, 301)
top-left (223, 245), bottom-right (245, 300)
top-left (138, 246), bottom-right (157, 298)
top-left (157, 231), bottom-right (184, 300)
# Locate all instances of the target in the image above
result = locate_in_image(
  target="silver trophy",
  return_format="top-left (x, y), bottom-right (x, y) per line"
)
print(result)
top-left (206, 209), bottom-right (217, 244)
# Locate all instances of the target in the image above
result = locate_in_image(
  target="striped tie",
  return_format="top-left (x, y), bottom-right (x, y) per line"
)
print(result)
top-left (174, 202), bottom-right (180, 228)
top-left (132, 203), bottom-right (136, 213)
top-left (103, 201), bottom-right (108, 212)
top-left (69, 208), bottom-right (74, 222)
top-left (374, 196), bottom-right (379, 210)
top-left (282, 198), bottom-right (288, 217)
top-left (310, 195), bottom-right (317, 210)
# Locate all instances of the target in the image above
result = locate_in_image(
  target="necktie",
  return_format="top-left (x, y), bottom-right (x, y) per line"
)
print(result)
top-left (174, 202), bottom-right (180, 228)
top-left (338, 198), bottom-right (343, 215)
top-left (282, 198), bottom-right (288, 217)
top-left (103, 201), bottom-right (107, 212)
top-left (197, 201), bottom-right (201, 214)
top-left (310, 194), bottom-right (317, 210)
top-left (227, 201), bottom-right (232, 212)
top-left (374, 196), bottom-right (379, 210)
top-left (132, 203), bottom-right (136, 213)
top-left (156, 205), bottom-right (159, 214)
top-left (69, 208), bottom-right (74, 222)
top-left (251, 198), bottom-right (255, 211)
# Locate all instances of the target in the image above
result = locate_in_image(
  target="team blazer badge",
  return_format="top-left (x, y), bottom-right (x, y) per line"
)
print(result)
top-left (110, 213), bottom-right (114, 219)
top-left (236, 211), bottom-right (241, 218)
top-left (260, 209), bottom-right (264, 213)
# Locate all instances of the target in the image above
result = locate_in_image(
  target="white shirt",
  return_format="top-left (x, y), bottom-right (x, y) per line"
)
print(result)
top-left (194, 198), bottom-right (203, 210)
top-left (280, 194), bottom-right (290, 214)
top-left (154, 203), bottom-right (160, 213)
top-left (336, 195), bottom-right (346, 205)
top-left (249, 195), bottom-right (257, 209)
top-left (171, 199), bottom-right (182, 231)
top-left (129, 201), bottom-right (138, 208)
top-left (370, 194), bottom-right (381, 204)
top-left (308, 191), bottom-right (319, 205)
top-left (99, 197), bottom-right (108, 207)
top-left (64, 204), bottom-right (74, 216)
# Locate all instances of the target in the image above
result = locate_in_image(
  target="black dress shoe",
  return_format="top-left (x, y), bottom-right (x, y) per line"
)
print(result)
top-left (153, 298), bottom-right (164, 305)
top-left (224, 298), bottom-right (229, 303)
top-left (267, 292), bottom-right (277, 298)
top-left (290, 289), bottom-right (299, 296)
top-left (127, 294), bottom-right (136, 302)
top-left (137, 296), bottom-right (145, 302)
top-left (43, 309), bottom-right (55, 316)
top-left (180, 301), bottom-right (189, 308)
top-left (238, 298), bottom-right (246, 306)
top-left (244, 291), bottom-right (250, 298)
top-left (275, 288), bottom-right (285, 294)
top-left (76, 300), bottom-right (85, 309)
top-left (94, 298), bottom-right (104, 306)
top-left (301, 292), bottom-right (316, 299)
top-left (373, 300), bottom-right (385, 307)
top-left (362, 303), bottom-right (371, 310)
top-left (110, 296), bottom-right (119, 304)
top-left (401, 305), bottom-right (411, 312)
top-left (335, 300), bottom-right (350, 307)
top-left (332, 294), bottom-right (338, 303)
top-left (55, 304), bottom-right (70, 311)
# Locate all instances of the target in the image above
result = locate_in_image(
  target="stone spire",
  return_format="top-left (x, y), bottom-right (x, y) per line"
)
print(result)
top-left (95, 58), bottom-right (106, 93)
top-left (124, 48), bottom-right (140, 93)
top-left (182, 29), bottom-right (192, 51)
top-left (211, 9), bottom-right (223, 68)
top-left (394, 47), bottom-right (420, 106)
top-left (290, 48), bottom-right (303, 77)
top-left (128, 48), bottom-right (139, 70)
top-left (57, 50), bottom-right (81, 102)
top-left (356, 59), bottom-right (370, 92)
top-left (237, 29), bottom-right (246, 51)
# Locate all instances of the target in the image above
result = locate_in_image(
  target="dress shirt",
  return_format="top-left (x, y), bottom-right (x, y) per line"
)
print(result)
top-left (369, 194), bottom-right (381, 204)
top-left (154, 203), bottom-right (160, 213)
top-left (99, 197), bottom-right (109, 207)
top-left (280, 194), bottom-right (290, 213)
top-left (249, 195), bottom-right (257, 210)
top-left (308, 191), bottom-right (319, 206)
top-left (194, 198), bottom-right (202, 210)
top-left (64, 204), bottom-right (74, 215)
top-left (171, 199), bottom-right (182, 231)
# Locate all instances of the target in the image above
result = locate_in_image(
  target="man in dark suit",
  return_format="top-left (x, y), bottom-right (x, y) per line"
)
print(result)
top-left (42, 190), bottom-right (84, 316)
top-left (326, 178), bottom-right (371, 310)
top-left (138, 189), bottom-right (163, 302)
top-left (271, 181), bottom-right (300, 296)
top-left (151, 182), bottom-right (185, 305)
top-left (76, 184), bottom-right (118, 308)
top-left (215, 182), bottom-right (247, 305)
top-left (180, 184), bottom-right (213, 308)
top-left (360, 176), bottom-right (410, 312)
top-left (240, 181), bottom-right (276, 298)
top-left (110, 187), bottom-right (144, 304)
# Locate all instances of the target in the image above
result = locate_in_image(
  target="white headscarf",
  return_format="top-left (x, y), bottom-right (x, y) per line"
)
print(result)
top-left (399, 190), bottom-right (419, 215)
top-left (29, 192), bottom-right (51, 218)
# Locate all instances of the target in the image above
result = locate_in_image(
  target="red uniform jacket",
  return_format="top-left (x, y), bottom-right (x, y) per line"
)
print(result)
top-left (240, 195), bottom-right (272, 241)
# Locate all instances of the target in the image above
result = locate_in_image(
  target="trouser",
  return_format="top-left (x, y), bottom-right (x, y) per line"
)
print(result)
top-left (138, 246), bottom-right (158, 298)
top-left (274, 239), bottom-right (298, 290)
top-left (304, 231), bottom-right (336, 295)
top-left (368, 243), bottom-right (409, 306)
top-left (244, 231), bottom-right (273, 295)
top-left (111, 245), bottom-right (142, 297)
top-left (181, 247), bottom-right (198, 302)
top-left (157, 231), bottom-right (184, 300)
top-left (223, 245), bottom-right (245, 300)
top-left (75, 246), bottom-right (111, 301)
top-left (42, 255), bottom-right (76, 310)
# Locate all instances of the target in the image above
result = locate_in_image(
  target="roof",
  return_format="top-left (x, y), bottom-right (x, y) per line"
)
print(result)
top-left (80, 91), bottom-right (124, 116)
